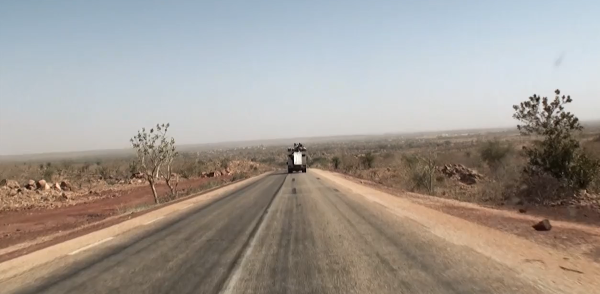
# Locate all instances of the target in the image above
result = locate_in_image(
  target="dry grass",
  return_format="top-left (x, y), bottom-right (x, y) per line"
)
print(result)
top-left (0, 146), bottom-right (280, 190)
top-left (309, 130), bottom-right (600, 206)
top-left (0, 146), bottom-right (279, 211)
top-left (2, 128), bottom-right (598, 208)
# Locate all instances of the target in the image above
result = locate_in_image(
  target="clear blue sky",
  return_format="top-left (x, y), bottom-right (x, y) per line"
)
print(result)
top-left (1, 0), bottom-right (599, 155)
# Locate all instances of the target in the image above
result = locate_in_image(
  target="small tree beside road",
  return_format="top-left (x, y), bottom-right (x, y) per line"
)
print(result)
top-left (512, 89), bottom-right (599, 191)
top-left (162, 143), bottom-right (179, 198)
top-left (130, 123), bottom-right (178, 204)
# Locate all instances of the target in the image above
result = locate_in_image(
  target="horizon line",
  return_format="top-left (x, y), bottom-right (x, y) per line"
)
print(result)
top-left (0, 125), bottom-right (524, 158)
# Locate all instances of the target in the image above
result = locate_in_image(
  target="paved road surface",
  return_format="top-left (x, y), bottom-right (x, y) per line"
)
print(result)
top-left (1, 171), bottom-right (544, 294)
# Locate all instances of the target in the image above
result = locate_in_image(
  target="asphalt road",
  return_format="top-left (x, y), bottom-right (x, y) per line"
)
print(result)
top-left (1, 171), bottom-right (545, 294)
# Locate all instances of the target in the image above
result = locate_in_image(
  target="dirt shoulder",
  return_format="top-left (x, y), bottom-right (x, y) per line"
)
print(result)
top-left (324, 170), bottom-right (600, 263)
top-left (313, 169), bottom-right (600, 294)
top-left (0, 175), bottom-right (244, 262)
top-left (334, 173), bottom-right (600, 262)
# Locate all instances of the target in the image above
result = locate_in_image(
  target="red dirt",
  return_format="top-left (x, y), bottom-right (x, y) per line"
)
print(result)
top-left (0, 176), bottom-right (232, 251)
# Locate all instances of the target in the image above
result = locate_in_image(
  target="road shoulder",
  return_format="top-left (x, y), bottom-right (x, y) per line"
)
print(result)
top-left (311, 168), bottom-right (600, 294)
top-left (0, 172), bottom-right (270, 281)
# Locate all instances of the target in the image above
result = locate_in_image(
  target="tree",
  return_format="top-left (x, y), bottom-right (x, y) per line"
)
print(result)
top-left (162, 142), bottom-right (179, 198)
top-left (130, 123), bottom-right (177, 204)
top-left (512, 89), bottom-right (599, 190)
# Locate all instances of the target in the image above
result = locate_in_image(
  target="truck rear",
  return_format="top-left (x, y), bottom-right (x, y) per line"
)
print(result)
top-left (287, 143), bottom-right (307, 173)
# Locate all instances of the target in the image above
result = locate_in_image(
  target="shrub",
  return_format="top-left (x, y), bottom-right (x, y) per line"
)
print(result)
top-left (403, 153), bottom-right (437, 194)
top-left (231, 172), bottom-right (248, 182)
top-left (42, 168), bottom-right (55, 182)
top-left (340, 155), bottom-right (359, 173)
top-left (479, 140), bottom-right (512, 169)
top-left (220, 158), bottom-right (229, 169)
top-left (332, 156), bottom-right (341, 169)
top-left (361, 153), bottom-right (375, 169)
top-left (309, 157), bottom-right (328, 168)
top-left (513, 173), bottom-right (566, 205)
top-left (98, 166), bottom-right (111, 180)
top-left (512, 89), bottom-right (600, 190)
top-left (402, 154), bottom-right (419, 169)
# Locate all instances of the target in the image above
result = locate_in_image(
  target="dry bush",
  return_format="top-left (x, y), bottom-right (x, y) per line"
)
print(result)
top-left (331, 156), bottom-right (341, 169)
top-left (479, 160), bottom-right (522, 203)
top-left (305, 123), bottom-right (599, 206)
top-left (479, 140), bottom-right (512, 169)
top-left (308, 156), bottom-right (329, 168)
top-left (336, 154), bottom-right (357, 173)
top-left (401, 152), bottom-right (437, 195)
top-left (508, 173), bottom-right (569, 205)
top-left (582, 139), bottom-right (600, 160)
top-left (360, 152), bottom-right (376, 169)
top-left (0, 144), bottom-right (280, 195)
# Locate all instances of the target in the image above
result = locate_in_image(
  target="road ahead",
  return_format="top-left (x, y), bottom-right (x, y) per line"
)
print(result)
top-left (2, 171), bottom-right (545, 294)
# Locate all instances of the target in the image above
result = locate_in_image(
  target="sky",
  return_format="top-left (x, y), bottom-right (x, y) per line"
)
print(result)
top-left (1, 0), bottom-right (599, 155)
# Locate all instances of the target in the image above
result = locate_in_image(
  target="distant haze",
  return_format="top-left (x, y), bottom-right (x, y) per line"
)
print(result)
top-left (1, 0), bottom-right (599, 155)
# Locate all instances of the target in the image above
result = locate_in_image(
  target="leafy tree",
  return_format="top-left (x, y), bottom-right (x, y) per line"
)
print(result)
top-left (130, 123), bottom-right (177, 204)
top-left (512, 89), bottom-right (599, 190)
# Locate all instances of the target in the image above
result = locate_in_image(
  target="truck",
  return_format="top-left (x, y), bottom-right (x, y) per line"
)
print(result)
top-left (287, 143), bottom-right (307, 173)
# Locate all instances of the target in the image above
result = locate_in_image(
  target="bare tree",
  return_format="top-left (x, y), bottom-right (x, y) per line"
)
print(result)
top-left (162, 143), bottom-right (179, 198)
top-left (130, 123), bottom-right (176, 204)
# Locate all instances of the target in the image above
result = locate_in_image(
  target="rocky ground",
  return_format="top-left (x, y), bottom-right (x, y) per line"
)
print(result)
top-left (437, 163), bottom-right (485, 185)
top-left (0, 160), bottom-right (261, 212)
